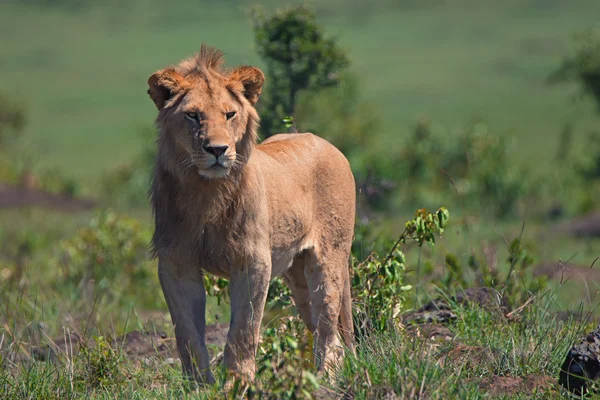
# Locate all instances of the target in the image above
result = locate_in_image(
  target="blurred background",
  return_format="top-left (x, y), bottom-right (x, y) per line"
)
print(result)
top-left (1, 0), bottom-right (600, 355)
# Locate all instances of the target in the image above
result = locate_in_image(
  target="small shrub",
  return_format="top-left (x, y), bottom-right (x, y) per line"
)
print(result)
top-left (75, 336), bottom-right (125, 389)
top-left (51, 210), bottom-right (159, 310)
top-left (236, 316), bottom-right (318, 399)
top-left (503, 237), bottom-right (547, 306)
top-left (353, 207), bottom-right (449, 334)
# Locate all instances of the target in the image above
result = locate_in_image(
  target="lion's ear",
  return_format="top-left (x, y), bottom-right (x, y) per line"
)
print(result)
top-left (147, 68), bottom-right (187, 110)
top-left (229, 66), bottom-right (265, 105)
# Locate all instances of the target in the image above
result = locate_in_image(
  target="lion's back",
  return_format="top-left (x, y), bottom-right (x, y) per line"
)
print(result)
top-left (259, 132), bottom-right (351, 172)
top-left (257, 132), bottom-right (356, 248)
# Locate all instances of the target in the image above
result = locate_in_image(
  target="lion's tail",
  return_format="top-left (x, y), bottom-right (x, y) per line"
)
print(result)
top-left (339, 268), bottom-right (355, 354)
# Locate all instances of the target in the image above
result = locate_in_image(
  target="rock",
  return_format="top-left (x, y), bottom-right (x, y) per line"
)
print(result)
top-left (559, 326), bottom-right (600, 395)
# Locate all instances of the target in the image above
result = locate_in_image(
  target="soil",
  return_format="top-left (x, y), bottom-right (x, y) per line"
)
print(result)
top-left (473, 374), bottom-right (555, 397)
top-left (534, 260), bottom-right (600, 283)
top-left (0, 184), bottom-right (95, 212)
top-left (553, 212), bottom-right (600, 238)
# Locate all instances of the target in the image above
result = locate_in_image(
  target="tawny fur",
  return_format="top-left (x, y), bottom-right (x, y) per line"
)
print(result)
top-left (148, 45), bottom-right (356, 384)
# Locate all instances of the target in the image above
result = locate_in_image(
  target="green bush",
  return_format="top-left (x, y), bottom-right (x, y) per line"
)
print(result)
top-left (51, 209), bottom-right (160, 310)
top-left (392, 118), bottom-right (531, 218)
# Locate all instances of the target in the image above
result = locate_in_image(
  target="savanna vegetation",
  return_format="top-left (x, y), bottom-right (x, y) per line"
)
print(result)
top-left (1, 0), bottom-right (600, 398)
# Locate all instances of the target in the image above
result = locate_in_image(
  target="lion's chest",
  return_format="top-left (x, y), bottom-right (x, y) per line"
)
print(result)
top-left (167, 222), bottom-right (239, 278)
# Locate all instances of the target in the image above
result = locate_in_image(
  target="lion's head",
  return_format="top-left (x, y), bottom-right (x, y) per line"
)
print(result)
top-left (148, 45), bottom-right (264, 180)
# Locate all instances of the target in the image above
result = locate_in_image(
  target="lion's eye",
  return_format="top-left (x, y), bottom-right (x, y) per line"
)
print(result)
top-left (225, 111), bottom-right (236, 120)
top-left (185, 112), bottom-right (198, 120)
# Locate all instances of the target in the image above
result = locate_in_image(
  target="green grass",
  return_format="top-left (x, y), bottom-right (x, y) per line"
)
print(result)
top-left (0, 0), bottom-right (599, 183)
top-left (1, 288), bottom-right (591, 399)
top-left (2, 1), bottom-right (600, 397)
top-left (0, 206), bottom-right (598, 398)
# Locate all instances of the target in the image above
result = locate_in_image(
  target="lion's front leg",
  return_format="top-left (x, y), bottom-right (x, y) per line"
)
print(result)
top-left (224, 260), bottom-right (270, 382)
top-left (158, 259), bottom-right (214, 385)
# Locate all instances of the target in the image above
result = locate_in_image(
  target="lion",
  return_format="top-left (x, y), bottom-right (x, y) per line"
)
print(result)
top-left (147, 45), bottom-right (356, 384)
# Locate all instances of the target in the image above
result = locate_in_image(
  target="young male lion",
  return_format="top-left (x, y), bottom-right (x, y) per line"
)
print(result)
top-left (147, 45), bottom-right (356, 384)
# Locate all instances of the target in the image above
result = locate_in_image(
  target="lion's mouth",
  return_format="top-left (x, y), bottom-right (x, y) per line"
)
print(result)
top-left (196, 162), bottom-right (230, 179)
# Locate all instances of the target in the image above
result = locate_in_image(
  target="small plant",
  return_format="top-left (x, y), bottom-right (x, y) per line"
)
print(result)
top-left (353, 207), bottom-right (449, 334)
top-left (237, 316), bottom-right (318, 399)
top-left (502, 237), bottom-right (547, 306)
top-left (76, 336), bottom-right (124, 389)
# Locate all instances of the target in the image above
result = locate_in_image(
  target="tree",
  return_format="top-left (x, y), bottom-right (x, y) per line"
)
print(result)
top-left (549, 29), bottom-right (600, 111)
top-left (252, 6), bottom-right (349, 136)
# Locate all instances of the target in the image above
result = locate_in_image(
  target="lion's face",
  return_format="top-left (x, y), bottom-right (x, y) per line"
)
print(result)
top-left (148, 47), bottom-right (264, 179)
top-left (169, 83), bottom-right (245, 179)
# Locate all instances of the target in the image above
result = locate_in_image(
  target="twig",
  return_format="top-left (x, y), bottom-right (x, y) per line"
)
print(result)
top-left (505, 296), bottom-right (536, 320)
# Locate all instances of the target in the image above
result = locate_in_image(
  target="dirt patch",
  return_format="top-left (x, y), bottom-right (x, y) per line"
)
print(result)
top-left (439, 344), bottom-right (498, 371)
top-left (554, 212), bottom-right (600, 238)
top-left (205, 322), bottom-right (228, 348)
top-left (113, 330), bottom-right (174, 358)
top-left (6, 323), bottom-right (229, 367)
top-left (0, 184), bottom-right (95, 212)
top-left (474, 374), bottom-right (554, 397)
top-left (555, 310), bottom-right (598, 324)
top-left (112, 323), bottom-right (228, 362)
top-left (534, 260), bottom-right (600, 283)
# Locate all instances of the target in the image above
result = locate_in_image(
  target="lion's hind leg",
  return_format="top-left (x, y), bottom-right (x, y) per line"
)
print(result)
top-left (283, 253), bottom-right (314, 332)
top-left (304, 246), bottom-right (348, 374)
top-left (339, 264), bottom-right (355, 354)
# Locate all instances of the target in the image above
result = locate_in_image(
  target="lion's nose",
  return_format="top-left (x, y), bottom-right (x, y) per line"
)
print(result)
top-left (203, 145), bottom-right (228, 158)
